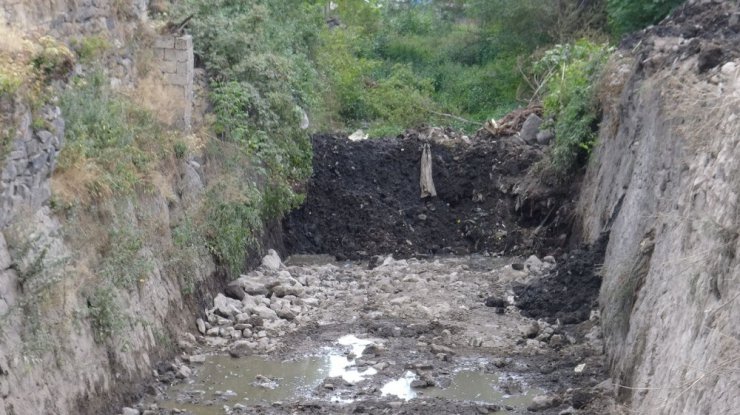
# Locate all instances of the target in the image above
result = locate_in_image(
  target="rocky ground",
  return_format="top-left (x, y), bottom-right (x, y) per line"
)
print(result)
top-left (120, 249), bottom-right (614, 415)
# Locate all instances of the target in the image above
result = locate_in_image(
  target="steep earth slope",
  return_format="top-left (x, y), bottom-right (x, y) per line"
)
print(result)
top-left (574, 1), bottom-right (740, 413)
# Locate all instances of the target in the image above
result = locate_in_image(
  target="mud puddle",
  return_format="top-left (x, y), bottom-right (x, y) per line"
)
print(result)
top-left (155, 336), bottom-right (544, 415)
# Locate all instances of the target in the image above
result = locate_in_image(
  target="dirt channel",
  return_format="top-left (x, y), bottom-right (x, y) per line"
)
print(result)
top-left (120, 132), bottom-right (613, 415)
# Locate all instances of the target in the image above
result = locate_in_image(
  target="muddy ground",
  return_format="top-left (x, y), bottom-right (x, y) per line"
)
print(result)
top-left (283, 131), bottom-right (572, 261)
top-left (125, 252), bottom-right (613, 415)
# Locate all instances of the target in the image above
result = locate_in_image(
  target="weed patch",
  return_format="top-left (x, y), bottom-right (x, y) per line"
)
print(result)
top-left (534, 40), bottom-right (612, 173)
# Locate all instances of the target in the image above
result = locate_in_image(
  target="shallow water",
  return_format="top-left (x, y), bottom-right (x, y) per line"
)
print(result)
top-left (157, 335), bottom-right (544, 414)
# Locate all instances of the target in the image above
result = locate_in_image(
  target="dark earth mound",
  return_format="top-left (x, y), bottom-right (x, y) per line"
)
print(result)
top-left (283, 133), bottom-right (549, 260)
top-left (513, 233), bottom-right (609, 324)
top-left (622, 0), bottom-right (740, 76)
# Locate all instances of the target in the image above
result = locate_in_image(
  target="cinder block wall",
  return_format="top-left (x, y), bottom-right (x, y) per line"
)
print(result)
top-left (153, 34), bottom-right (194, 130)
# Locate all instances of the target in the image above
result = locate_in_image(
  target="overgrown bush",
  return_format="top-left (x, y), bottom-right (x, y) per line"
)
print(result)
top-left (535, 40), bottom-right (612, 173)
top-left (57, 71), bottom-right (166, 201)
top-left (86, 284), bottom-right (126, 343)
top-left (203, 182), bottom-right (263, 276)
top-left (607, 0), bottom-right (684, 37)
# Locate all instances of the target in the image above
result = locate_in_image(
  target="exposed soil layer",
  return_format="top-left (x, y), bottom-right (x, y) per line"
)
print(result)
top-left (284, 133), bottom-right (555, 260)
top-left (514, 235), bottom-right (609, 324)
top-left (622, 0), bottom-right (740, 76)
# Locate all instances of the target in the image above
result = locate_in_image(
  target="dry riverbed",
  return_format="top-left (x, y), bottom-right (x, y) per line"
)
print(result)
top-left (119, 250), bottom-right (614, 415)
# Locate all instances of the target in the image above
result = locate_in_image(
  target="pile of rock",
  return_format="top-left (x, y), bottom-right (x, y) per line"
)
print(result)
top-left (196, 250), bottom-right (316, 355)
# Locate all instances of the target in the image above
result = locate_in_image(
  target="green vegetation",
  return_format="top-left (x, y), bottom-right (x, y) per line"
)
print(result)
top-left (99, 227), bottom-right (153, 289)
top-left (536, 41), bottom-right (612, 173)
top-left (57, 70), bottom-right (166, 201)
top-left (203, 182), bottom-right (264, 276)
top-left (86, 284), bottom-right (127, 343)
top-left (31, 36), bottom-right (75, 80)
top-left (70, 35), bottom-right (110, 63)
top-left (607, 0), bottom-right (684, 37)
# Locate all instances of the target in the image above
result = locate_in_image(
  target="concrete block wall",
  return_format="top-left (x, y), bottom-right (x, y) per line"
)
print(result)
top-left (153, 34), bottom-right (194, 130)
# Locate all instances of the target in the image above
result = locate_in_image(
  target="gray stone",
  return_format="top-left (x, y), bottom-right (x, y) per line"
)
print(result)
top-left (520, 114), bottom-right (543, 145)
top-left (238, 278), bottom-right (269, 296)
top-left (536, 130), bottom-right (555, 145)
top-left (521, 321), bottom-right (540, 339)
top-left (272, 284), bottom-right (304, 298)
top-left (121, 408), bottom-right (140, 415)
top-left (0, 377), bottom-right (9, 398)
top-left (36, 130), bottom-right (54, 144)
top-left (196, 318), bottom-right (206, 335)
top-left (721, 61), bottom-right (736, 75)
top-left (219, 326), bottom-right (235, 338)
top-left (528, 395), bottom-right (560, 411)
top-left (176, 365), bottom-right (192, 379)
top-left (525, 255), bottom-right (544, 274)
top-left (549, 334), bottom-right (566, 347)
top-left (250, 304), bottom-right (279, 321)
top-left (276, 309), bottom-right (296, 320)
top-left (212, 293), bottom-right (242, 317)
top-left (261, 249), bottom-right (282, 270)
top-left (224, 283), bottom-right (246, 300)
top-left (229, 340), bottom-right (254, 357)
top-left (188, 354), bottom-right (206, 364)
top-left (430, 344), bottom-right (454, 355)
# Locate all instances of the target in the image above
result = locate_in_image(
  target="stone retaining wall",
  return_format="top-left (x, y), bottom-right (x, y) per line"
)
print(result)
top-left (0, 102), bottom-right (64, 228)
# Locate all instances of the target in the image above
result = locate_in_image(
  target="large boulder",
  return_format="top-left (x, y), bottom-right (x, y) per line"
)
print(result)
top-left (519, 113), bottom-right (543, 145)
top-left (234, 276), bottom-right (270, 296)
top-left (261, 249), bottom-right (282, 270)
top-left (229, 340), bottom-right (255, 358)
top-left (249, 304), bottom-right (279, 321)
top-left (212, 294), bottom-right (243, 317)
top-left (224, 282), bottom-right (246, 300)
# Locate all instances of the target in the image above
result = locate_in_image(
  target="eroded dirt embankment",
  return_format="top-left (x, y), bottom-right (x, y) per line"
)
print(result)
top-left (574, 2), bottom-right (740, 414)
top-left (283, 130), bottom-right (571, 260)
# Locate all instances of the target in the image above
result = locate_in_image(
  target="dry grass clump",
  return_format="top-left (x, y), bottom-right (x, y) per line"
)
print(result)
top-left (0, 28), bottom-right (74, 97)
top-left (596, 53), bottom-right (636, 138)
top-left (659, 59), bottom-right (740, 152)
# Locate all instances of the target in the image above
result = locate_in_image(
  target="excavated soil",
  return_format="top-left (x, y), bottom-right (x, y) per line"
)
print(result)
top-left (513, 235), bottom-right (609, 324)
top-left (283, 132), bottom-right (550, 260)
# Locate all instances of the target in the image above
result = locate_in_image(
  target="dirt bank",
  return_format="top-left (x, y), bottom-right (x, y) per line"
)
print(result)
top-left (574, 1), bottom-right (740, 414)
top-left (284, 131), bottom-right (568, 260)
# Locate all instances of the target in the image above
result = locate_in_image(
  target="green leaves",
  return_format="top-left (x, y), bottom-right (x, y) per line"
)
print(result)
top-left (536, 40), bottom-right (612, 173)
top-left (607, 0), bottom-right (684, 37)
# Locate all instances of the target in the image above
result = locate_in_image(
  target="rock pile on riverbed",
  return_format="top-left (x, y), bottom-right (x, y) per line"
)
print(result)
top-left (129, 250), bottom-right (612, 414)
top-left (195, 250), bottom-right (318, 355)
